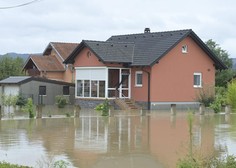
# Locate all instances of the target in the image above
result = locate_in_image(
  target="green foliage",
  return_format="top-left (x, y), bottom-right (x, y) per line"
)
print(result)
top-left (205, 39), bottom-right (235, 87)
top-left (0, 161), bottom-right (31, 168)
top-left (1, 94), bottom-right (18, 107)
top-left (195, 84), bottom-right (215, 107)
top-left (95, 99), bottom-right (109, 116)
top-left (23, 98), bottom-right (35, 118)
top-left (227, 80), bottom-right (236, 112)
top-left (210, 87), bottom-right (227, 113)
top-left (0, 55), bottom-right (25, 80)
top-left (16, 95), bottom-right (27, 108)
top-left (55, 95), bottom-right (68, 108)
top-left (177, 154), bottom-right (236, 168)
top-left (53, 160), bottom-right (70, 168)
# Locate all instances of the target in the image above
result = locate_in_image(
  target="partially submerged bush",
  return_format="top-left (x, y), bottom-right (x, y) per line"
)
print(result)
top-left (227, 80), bottom-right (236, 112)
top-left (55, 95), bottom-right (68, 108)
top-left (95, 99), bottom-right (109, 116)
top-left (195, 84), bottom-right (215, 107)
top-left (0, 161), bottom-right (31, 168)
top-left (23, 98), bottom-right (35, 118)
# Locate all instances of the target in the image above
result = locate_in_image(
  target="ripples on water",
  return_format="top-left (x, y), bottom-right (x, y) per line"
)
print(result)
top-left (0, 107), bottom-right (236, 168)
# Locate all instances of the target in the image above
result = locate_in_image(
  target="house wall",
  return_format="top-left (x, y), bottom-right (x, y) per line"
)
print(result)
top-left (150, 37), bottom-right (215, 105)
top-left (20, 81), bottom-right (75, 105)
top-left (0, 85), bottom-right (20, 105)
top-left (42, 71), bottom-right (64, 81)
top-left (74, 48), bottom-right (105, 67)
top-left (131, 67), bottom-right (150, 102)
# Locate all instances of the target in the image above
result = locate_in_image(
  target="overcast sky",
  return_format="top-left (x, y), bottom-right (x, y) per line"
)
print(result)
top-left (0, 0), bottom-right (236, 57)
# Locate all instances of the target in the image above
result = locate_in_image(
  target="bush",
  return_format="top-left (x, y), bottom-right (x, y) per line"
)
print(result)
top-left (227, 80), bottom-right (236, 112)
top-left (195, 84), bottom-right (215, 107)
top-left (23, 98), bottom-right (35, 118)
top-left (55, 95), bottom-right (68, 108)
top-left (0, 161), bottom-right (31, 168)
top-left (16, 95), bottom-right (27, 108)
top-left (95, 99), bottom-right (109, 116)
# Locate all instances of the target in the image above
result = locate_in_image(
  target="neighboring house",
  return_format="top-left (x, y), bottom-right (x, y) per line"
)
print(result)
top-left (23, 42), bottom-right (78, 83)
top-left (0, 76), bottom-right (75, 106)
top-left (64, 29), bottom-right (226, 110)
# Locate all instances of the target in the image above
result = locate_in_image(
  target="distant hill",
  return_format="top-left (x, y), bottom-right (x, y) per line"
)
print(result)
top-left (0, 53), bottom-right (30, 61)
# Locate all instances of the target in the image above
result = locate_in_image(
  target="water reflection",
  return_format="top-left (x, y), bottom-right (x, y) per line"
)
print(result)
top-left (0, 110), bottom-right (236, 168)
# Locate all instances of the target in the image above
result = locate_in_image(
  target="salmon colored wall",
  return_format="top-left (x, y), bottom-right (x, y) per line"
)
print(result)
top-left (74, 48), bottom-right (105, 67)
top-left (44, 71), bottom-right (64, 81)
top-left (131, 67), bottom-right (150, 101)
top-left (63, 66), bottom-right (74, 83)
top-left (150, 36), bottom-right (215, 102)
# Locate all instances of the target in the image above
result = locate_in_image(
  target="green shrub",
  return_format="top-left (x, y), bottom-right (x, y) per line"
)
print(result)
top-left (23, 98), bottom-right (35, 118)
top-left (16, 95), bottom-right (27, 108)
top-left (0, 161), bottom-right (31, 168)
top-left (227, 80), bottom-right (236, 112)
top-left (195, 84), bottom-right (215, 107)
top-left (95, 99), bottom-right (109, 116)
top-left (55, 95), bottom-right (68, 108)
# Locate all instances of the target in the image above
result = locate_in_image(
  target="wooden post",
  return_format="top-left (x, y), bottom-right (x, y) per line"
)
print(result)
top-left (171, 104), bottom-right (176, 115)
top-left (36, 105), bottom-right (43, 118)
top-left (0, 105), bottom-right (2, 120)
top-left (199, 104), bottom-right (205, 115)
top-left (74, 105), bottom-right (81, 118)
top-left (225, 105), bottom-right (231, 114)
top-left (109, 106), bottom-right (114, 117)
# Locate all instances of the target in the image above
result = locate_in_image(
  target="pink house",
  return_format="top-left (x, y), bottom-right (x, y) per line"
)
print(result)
top-left (64, 29), bottom-right (226, 110)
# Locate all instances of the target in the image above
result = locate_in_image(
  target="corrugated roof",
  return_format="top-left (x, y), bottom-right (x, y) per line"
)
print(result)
top-left (0, 76), bottom-right (30, 84)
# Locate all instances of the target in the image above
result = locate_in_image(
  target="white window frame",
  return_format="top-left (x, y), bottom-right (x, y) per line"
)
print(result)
top-left (182, 45), bottom-right (188, 53)
top-left (135, 71), bottom-right (143, 87)
top-left (193, 72), bottom-right (202, 88)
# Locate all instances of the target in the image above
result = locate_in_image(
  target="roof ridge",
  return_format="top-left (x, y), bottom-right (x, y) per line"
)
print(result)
top-left (109, 29), bottom-right (192, 38)
top-left (50, 42), bottom-right (79, 45)
top-left (84, 40), bottom-right (134, 44)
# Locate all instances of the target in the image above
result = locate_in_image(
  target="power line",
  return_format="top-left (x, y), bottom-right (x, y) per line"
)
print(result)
top-left (0, 0), bottom-right (42, 9)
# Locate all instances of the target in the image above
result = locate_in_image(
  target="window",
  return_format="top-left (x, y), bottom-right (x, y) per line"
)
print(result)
top-left (182, 45), bottom-right (188, 53)
top-left (39, 86), bottom-right (46, 95)
top-left (194, 73), bottom-right (202, 88)
top-left (63, 86), bottom-right (70, 95)
top-left (135, 71), bottom-right (143, 87)
top-left (76, 80), bottom-right (105, 98)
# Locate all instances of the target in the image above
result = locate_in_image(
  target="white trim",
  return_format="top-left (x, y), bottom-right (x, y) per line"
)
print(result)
top-left (182, 45), bottom-right (188, 53)
top-left (193, 72), bottom-right (202, 88)
top-left (75, 66), bottom-right (106, 70)
top-left (135, 71), bottom-right (143, 87)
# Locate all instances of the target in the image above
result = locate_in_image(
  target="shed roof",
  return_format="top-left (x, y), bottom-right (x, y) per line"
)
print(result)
top-left (0, 76), bottom-right (75, 86)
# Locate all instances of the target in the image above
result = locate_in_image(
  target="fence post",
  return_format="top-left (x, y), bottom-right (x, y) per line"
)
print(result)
top-left (225, 105), bottom-right (231, 114)
top-left (171, 104), bottom-right (176, 115)
top-left (36, 105), bottom-right (43, 118)
top-left (74, 105), bottom-right (81, 118)
top-left (199, 104), bottom-right (205, 115)
top-left (0, 105), bottom-right (2, 120)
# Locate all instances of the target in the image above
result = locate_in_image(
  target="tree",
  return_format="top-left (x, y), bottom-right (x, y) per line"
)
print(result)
top-left (0, 54), bottom-right (25, 80)
top-left (205, 39), bottom-right (235, 87)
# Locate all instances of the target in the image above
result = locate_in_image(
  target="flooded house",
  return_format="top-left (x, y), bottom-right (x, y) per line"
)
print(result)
top-left (64, 29), bottom-right (226, 110)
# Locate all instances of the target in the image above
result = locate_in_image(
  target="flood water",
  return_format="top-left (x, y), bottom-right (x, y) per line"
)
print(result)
top-left (0, 107), bottom-right (236, 168)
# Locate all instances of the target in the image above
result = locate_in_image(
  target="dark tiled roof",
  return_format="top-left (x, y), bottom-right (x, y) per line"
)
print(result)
top-left (30, 55), bottom-right (64, 71)
top-left (65, 29), bottom-right (226, 69)
top-left (83, 40), bottom-right (135, 63)
top-left (106, 29), bottom-right (191, 66)
top-left (44, 42), bottom-right (79, 61)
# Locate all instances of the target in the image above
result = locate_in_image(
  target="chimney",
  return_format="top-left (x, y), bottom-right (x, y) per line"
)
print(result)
top-left (144, 28), bottom-right (150, 33)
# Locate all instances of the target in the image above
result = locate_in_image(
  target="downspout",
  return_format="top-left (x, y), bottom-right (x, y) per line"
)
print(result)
top-left (142, 68), bottom-right (151, 110)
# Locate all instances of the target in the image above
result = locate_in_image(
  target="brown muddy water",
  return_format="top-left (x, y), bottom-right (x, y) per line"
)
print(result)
top-left (0, 106), bottom-right (236, 168)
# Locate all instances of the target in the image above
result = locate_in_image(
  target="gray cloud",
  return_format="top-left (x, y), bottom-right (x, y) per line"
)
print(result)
top-left (0, 0), bottom-right (236, 57)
